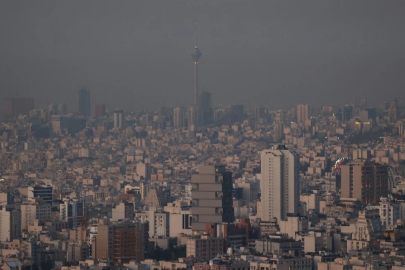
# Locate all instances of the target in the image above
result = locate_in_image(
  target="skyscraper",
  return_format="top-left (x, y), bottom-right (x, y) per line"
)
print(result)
top-left (191, 24), bottom-right (202, 108)
top-left (191, 165), bottom-right (234, 234)
top-left (200, 91), bottom-right (213, 126)
top-left (188, 106), bottom-right (198, 128)
top-left (113, 110), bottom-right (125, 130)
top-left (297, 103), bottom-right (309, 124)
top-left (173, 107), bottom-right (186, 128)
top-left (341, 160), bottom-right (388, 204)
top-left (260, 145), bottom-right (299, 222)
top-left (79, 88), bottom-right (91, 117)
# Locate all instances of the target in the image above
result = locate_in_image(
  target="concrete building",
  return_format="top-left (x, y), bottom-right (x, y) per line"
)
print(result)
top-left (59, 197), bottom-right (84, 228)
top-left (136, 210), bottom-right (169, 237)
top-left (379, 196), bottom-right (401, 229)
top-left (21, 199), bottom-right (51, 231)
top-left (260, 145), bottom-right (300, 222)
top-left (167, 210), bottom-right (192, 237)
top-left (93, 221), bottom-right (147, 265)
top-left (111, 202), bottom-right (135, 222)
top-left (3, 97), bottom-right (35, 118)
top-left (186, 235), bottom-right (224, 262)
top-left (279, 214), bottom-right (309, 239)
top-left (79, 88), bottom-right (90, 117)
top-left (191, 165), bottom-right (234, 234)
top-left (27, 185), bottom-right (53, 203)
top-left (174, 107), bottom-right (186, 129)
top-left (0, 207), bottom-right (21, 242)
top-left (341, 160), bottom-right (389, 204)
top-left (297, 103), bottom-right (309, 124)
top-left (113, 110), bottom-right (125, 130)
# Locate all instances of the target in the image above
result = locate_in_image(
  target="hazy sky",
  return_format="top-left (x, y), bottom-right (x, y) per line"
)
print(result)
top-left (1, 1), bottom-right (405, 112)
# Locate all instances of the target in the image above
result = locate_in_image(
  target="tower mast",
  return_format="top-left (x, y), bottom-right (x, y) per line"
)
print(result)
top-left (191, 23), bottom-right (202, 108)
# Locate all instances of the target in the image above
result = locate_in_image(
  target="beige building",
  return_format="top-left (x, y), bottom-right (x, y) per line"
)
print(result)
top-left (341, 160), bottom-right (388, 204)
top-left (186, 235), bottom-right (224, 262)
top-left (21, 199), bottom-right (51, 231)
top-left (191, 165), bottom-right (234, 234)
top-left (297, 103), bottom-right (309, 124)
top-left (174, 107), bottom-right (186, 128)
top-left (260, 146), bottom-right (299, 222)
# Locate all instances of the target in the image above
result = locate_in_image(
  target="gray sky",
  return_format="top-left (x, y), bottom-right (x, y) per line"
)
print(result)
top-left (1, 0), bottom-right (405, 112)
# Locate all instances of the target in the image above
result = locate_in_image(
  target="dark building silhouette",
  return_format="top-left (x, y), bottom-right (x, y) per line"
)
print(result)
top-left (79, 88), bottom-right (91, 117)
top-left (3, 97), bottom-right (34, 118)
top-left (95, 104), bottom-right (106, 118)
top-left (200, 91), bottom-right (213, 126)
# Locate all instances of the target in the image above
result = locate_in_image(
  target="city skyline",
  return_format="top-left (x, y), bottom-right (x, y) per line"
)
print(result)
top-left (1, 1), bottom-right (405, 111)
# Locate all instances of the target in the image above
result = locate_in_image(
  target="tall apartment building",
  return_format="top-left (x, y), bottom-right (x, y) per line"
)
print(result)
top-left (186, 235), bottom-right (224, 262)
top-left (296, 103), bottom-right (309, 124)
top-left (191, 165), bottom-right (234, 234)
top-left (341, 160), bottom-right (388, 203)
top-left (21, 199), bottom-right (51, 231)
top-left (0, 206), bottom-right (21, 242)
top-left (60, 197), bottom-right (85, 228)
top-left (113, 110), bottom-right (125, 129)
top-left (78, 88), bottom-right (91, 117)
top-left (174, 107), bottom-right (186, 128)
top-left (188, 106), bottom-right (198, 127)
top-left (93, 221), bottom-right (147, 265)
top-left (260, 145), bottom-right (300, 222)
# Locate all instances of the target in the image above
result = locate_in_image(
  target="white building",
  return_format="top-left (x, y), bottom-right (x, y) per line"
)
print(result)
top-left (60, 197), bottom-right (84, 228)
top-left (136, 210), bottom-right (169, 237)
top-left (0, 207), bottom-right (21, 242)
top-left (260, 145), bottom-right (299, 222)
top-left (379, 196), bottom-right (401, 229)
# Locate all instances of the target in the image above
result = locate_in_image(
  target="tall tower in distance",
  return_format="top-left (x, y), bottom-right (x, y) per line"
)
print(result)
top-left (79, 88), bottom-right (91, 117)
top-left (191, 23), bottom-right (202, 108)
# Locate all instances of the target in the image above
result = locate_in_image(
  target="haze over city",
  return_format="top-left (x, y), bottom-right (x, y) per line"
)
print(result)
top-left (1, 0), bottom-right (405, 111)
top-left (3, 2), bottom-right (405, 270)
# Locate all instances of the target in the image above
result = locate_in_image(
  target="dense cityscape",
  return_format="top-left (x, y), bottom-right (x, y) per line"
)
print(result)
top-left (2, 2), bottom-right (405, 270)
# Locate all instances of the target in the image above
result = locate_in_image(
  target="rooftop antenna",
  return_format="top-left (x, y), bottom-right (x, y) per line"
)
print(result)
top-left (195, 23), bottom-right (198, 48)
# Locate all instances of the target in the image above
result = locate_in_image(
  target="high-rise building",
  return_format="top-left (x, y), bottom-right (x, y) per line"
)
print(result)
top-left (173, 107), bottom-right (186, 128)
top-left (93, 220), bottom-right (147, 264)
top-left (297, 103), bottom-right (309, 124)
top-left (191, 165), bottom-right (234, 234)
top-left (79, 88), bottom-right (91, 117)
top-left (60, 197), bottom-right (85, 228)
top-left (0, 206), bottom-right (21, 242)
top-left (260, 145), bottom-right (299, 222)
top-left (342, 105), bottom-right (353, 122)
top-left (3, 97), bottom-right (35, 118)
top-left (21, 199), bottom-right (51, 231)
top-left (95, 104), bottom-right (106, 118)
top-left (58, 103), bottom-right (67, 115)
top-left (200, 91), bottom-right (213, 126)
top-left (255, 106), bottom-right (268, 122)
top-left (113, 110), bottom-right (125, 130)
top-left (341, 160), bottom-right (389, 204)
top-left (188, 106), bottom-right (198, 127)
